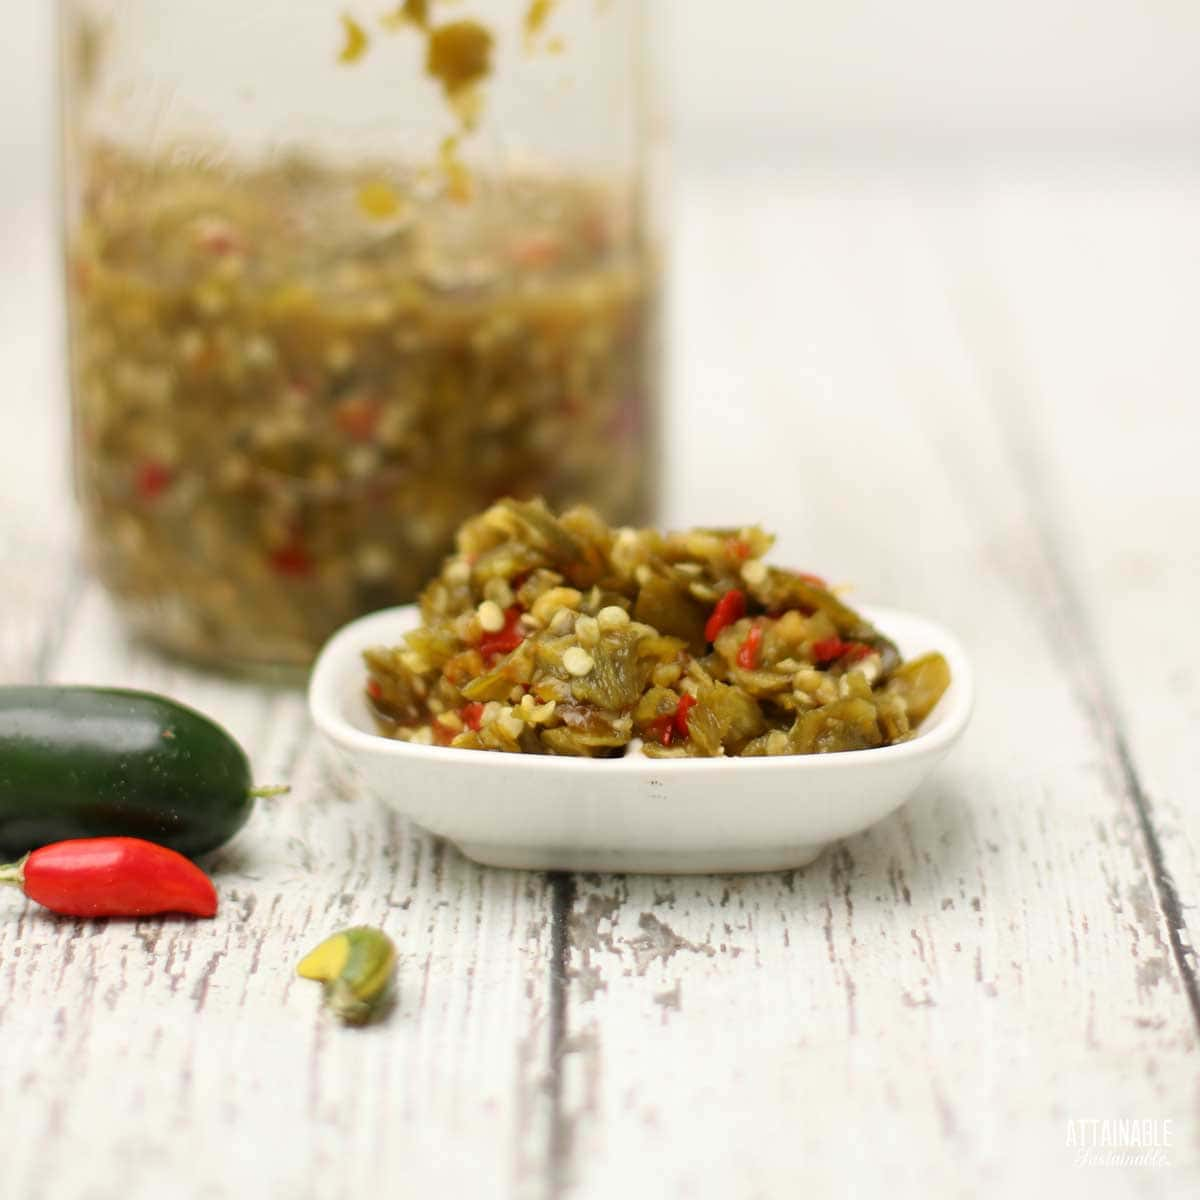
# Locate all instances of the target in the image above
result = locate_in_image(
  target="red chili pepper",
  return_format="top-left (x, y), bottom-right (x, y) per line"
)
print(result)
top-left (479, 606), bottom-right (525, 663)
top-left (366, 679), bottom-right (383, 702)
top-left (673, 693), bottom-right (697, 739)
top-left (812, 638), bottom-right (873, 665)
top-left (0, 838), bottom-right (218, 918)
top-left (269, 543), bottom-right (313, 578)
top-left (736, 621), bottom-right (764, 670)
top-left (135, 460), bottom-right (174, 501)
top-left (705, 589), bottom-right (746, 643)
top-left (726, 538), bottom-right (751, 561)
top-left (461, 701), bottom-right (486, 731)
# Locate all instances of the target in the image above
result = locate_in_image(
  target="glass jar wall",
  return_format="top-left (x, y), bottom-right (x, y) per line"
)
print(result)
top-left (60, 0), bottom-right (658, 669)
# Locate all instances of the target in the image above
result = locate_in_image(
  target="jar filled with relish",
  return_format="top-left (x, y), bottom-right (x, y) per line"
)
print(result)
top-left (60, 0), bottom-right (660, 669)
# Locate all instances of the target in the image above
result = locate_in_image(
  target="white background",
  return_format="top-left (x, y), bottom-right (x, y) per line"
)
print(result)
top-left (3, 0), bottom-right (1200, 536)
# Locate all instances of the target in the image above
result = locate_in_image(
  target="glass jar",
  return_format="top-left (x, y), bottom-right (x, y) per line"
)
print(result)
top-left (60, 0), bottom-right (659, 670)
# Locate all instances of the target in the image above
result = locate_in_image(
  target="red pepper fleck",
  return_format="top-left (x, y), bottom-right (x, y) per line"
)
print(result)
top-left (194, 219), bottom-right (243, 257)
top-left (812, 638), bottom-right (873, 665)
top-left (461, 701), bottom-right (486, 731)
top-left (705, 589), bottom-right (746, 643)
top-left (737, 621), bottom-right (764, 670)
top-left (646, 713), bottom-right (675, 747)
top-left (479, 606), bottom-right (525, 664)
top-left (366, 679), bottom-right (383, 702)
top-left (431, 717), bottom-right (457, 747)
top-left (579, 209), bottom-right (611, 254)
top-left (727, 538), bottom-right (751, 561)
top-left (71, 257), bottom-right (92, 296)
top-left (647, 693), bottom-right (698, 747)
top-left (135, 460), bottom-right (174, 501)
top-left (334, 394), bottom-right (381, 443)
top-left (509, 232), bottom-right (563, 269)
top-left (269, 543), bottom-right (313, 578)
top-left (673, 693), bottom-right (697, 739)
top-left (796, 572), bottom-right (829, 590)
top-left (811, 638), bottom-right (845, 664)
top-left (0, 837), bottom-right (217, 918)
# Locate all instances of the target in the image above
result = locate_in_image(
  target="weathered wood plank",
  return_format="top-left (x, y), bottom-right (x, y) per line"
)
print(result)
top-left (928, 152), bottom-right (1200, 1017)
top-left (559, 167), bottom-right (1198, 1199)
top-left (0, 585), bottom-right (559, 1199)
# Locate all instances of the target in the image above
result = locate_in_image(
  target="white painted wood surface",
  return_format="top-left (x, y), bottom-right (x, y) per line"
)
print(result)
top-left (1, 155), bottom-right (1197, 1198)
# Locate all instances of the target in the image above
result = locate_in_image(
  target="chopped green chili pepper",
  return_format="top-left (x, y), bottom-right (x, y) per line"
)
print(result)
top-left (297, 926), bottom-right (397, 1025)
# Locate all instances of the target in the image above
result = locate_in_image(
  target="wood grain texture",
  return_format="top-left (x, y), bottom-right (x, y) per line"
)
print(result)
top-left (925, 152), bottom-right (1200, 1017)
top-left (0, 586), bottom-right (559, 1200)
top-left (560, 165), bottom-right (1199, 1199)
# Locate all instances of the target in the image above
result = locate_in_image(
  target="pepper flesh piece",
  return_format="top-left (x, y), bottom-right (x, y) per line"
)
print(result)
top-left (479, 606), bottom-right (525, 663)
top-left (673, 693), bottom-right (697, 739)
top-left (646, 713), bottom-right (675, 747)
top-left (737, 622), bottom-right (764, 670)
top-left (0, 837), bottom-right (218, 918)
top-left (269, 543), bottom-right (313, 578)
top-left (705, 589), bottom-right (746, 643)
top-left (647, 692), bottom-right (698, 747)
top-left (298, 926), bottom-right (397, 1025)
top-left (135, 460), bottom-right (173, 501)
top-left (812, 638), bottom-right (873, 666)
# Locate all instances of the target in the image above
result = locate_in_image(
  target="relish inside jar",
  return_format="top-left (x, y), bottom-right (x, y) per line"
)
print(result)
top-left (68, 147), bottom-right (657, 668)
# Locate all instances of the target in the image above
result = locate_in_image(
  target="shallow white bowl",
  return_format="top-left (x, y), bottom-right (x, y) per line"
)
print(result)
top-left (309, 604), bottom-right (973, 874)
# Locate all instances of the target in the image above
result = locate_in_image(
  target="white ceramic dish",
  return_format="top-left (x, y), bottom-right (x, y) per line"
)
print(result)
top-left (309, 604), bottom-right (972, 874)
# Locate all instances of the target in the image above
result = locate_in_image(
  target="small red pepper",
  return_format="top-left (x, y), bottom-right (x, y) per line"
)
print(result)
top-left (736, 621), bottom-right (765, 670)
top-left (366, 679), bottom-right (383, 702)
top-left (726, 538), bottom-right (751, 561)
top-left (705, 589), bottom-right (746, 643)
top-left (0, 837), bottom-right (218, 918)
top-left (479, 606), bottom-right (525, 663)
top-left (461, 701), bottom-right (486, 731)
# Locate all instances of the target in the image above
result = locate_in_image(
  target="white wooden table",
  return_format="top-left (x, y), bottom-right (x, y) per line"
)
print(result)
top-left (1, 154), bottom-right (1197, 1199)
